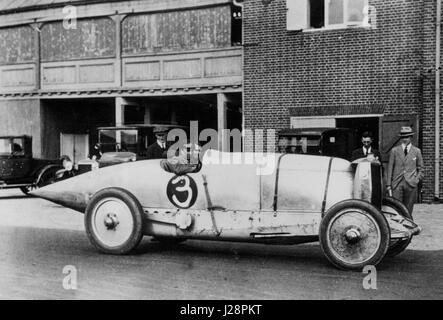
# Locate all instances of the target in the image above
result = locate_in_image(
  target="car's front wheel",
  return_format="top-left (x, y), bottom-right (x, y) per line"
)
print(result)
top-left (85, 188), bottom-right (145, 255)
top-left (319, 200), bottom-right (390, 271)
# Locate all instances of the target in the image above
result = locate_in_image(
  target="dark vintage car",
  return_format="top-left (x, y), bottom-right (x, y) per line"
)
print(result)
top-left (278, 128), bottom-right (360, 161)
top-left (0, 135), bottom-right (63, 194)
top-left (77, 124), bottom-right (187, 173)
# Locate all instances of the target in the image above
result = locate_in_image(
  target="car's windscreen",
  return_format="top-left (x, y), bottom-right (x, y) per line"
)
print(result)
top-left (99, 130), bottom-right (138, 153)
top-left (278, 135), bottom-right (321, 154)
top-left (0, 139), bottom-right (11, 156)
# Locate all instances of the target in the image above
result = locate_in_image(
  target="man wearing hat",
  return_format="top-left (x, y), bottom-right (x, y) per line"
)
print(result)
top-left (146, 126), bottom-right (169, 160)
top-left (386, 126), bottom-right (424, 214)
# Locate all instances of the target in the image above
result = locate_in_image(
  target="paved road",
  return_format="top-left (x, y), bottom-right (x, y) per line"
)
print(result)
top-left (0, 189), bottom-right (442, 300)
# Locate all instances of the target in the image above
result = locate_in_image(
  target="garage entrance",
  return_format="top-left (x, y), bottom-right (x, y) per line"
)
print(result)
top-left (336, 116), bottom-right (381, 150)
top-left (117, 93), bottom-right (243, 150)
top-left (41, 98), bottom-right (115, 160)
top-left (41, 93), bottom-right (243, 161)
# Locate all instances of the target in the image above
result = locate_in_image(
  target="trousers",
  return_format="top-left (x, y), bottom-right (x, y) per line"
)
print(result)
top-left (392, 178), bottom-right (417, 215)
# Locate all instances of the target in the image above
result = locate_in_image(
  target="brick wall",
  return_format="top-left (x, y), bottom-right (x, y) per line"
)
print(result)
top-left (243, 0), bottom-right (443, 202)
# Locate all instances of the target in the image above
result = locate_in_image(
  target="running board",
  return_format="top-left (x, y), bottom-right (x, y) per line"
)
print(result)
top-left (251, 232), bottom-right (293, 239)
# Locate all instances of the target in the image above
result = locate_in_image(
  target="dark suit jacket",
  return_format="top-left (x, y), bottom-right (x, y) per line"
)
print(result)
top-left (387, 145), bottom-right (424, 189)
top-left (351, 147), bottom-right (381, 162)
top-left (146, 142), bottom-right (168, 160)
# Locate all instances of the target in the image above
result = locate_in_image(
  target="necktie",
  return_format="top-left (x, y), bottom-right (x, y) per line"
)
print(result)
top-left (364, 147), bottom-right (369, 156)
top-left (404, 147), bottom-right (408, 157)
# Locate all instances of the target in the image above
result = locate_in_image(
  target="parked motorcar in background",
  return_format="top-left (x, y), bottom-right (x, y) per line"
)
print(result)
top-left (77, 124), bottom-right (187, 173)
top-left (0, 135), bottom-right (63, 195)
top-left (278, 128), bottom-right (360, 161)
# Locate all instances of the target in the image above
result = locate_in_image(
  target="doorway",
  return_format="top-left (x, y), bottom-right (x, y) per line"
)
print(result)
top-left (336, 117), bottom-right (381, 150)
top-left (60, 133), bottom-right (89, 164)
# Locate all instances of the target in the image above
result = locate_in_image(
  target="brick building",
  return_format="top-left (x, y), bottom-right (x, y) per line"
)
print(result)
top-left (243, 0), bottom-right (442, 202)
top-left (0, 0), bottom-right (243, 162)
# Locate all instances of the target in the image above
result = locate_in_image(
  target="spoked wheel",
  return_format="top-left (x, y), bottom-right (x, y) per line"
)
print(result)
top-left (320, 200), bottom-right (390, 271)
top-left (85, 188), bottom-right (145, 255)
top-left (382, 197), bottom-right (413, 257)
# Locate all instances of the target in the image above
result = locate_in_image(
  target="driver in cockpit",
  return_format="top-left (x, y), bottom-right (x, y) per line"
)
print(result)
top-left (161, 143), bottom-right (202, 175)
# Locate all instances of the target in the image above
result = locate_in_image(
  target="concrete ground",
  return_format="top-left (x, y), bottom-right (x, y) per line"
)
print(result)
top-left (0, 189), bottom-right (442, 300)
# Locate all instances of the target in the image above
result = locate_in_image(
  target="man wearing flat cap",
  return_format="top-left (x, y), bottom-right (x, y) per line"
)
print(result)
top-left (386, 126), bottom-right (424, 215)
top-left (146, 126), bottom-right (169, 160)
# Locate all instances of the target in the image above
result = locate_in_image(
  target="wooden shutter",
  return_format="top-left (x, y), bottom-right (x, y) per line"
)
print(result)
top-left (287, 0), bottom-right (308, 31)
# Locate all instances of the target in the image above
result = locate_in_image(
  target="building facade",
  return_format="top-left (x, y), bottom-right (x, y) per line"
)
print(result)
top-left (243, 0), bottom-right (442, 202)
top-left (0, 0), bottom-right (243, 162)
top-left (1, 0), bottom-right (442, 203)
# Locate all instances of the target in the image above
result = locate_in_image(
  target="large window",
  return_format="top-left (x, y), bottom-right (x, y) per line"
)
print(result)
top-left (308, 0), bottom-right (367, 29)
top-left (287, 0), bottom-right (371, 31)
top-left (0, 26), bottom-right (35, 64)
top-left (122, 5), bottom-right (231, 55)
top-left (41, 18), bottom-right (116, 61)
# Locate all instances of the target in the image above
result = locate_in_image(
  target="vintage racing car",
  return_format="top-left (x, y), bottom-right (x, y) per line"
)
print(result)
top-left (31, 150), bottom-right (421, 270)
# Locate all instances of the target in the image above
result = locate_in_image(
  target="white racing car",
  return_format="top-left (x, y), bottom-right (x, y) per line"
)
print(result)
top-left (32, 150), bottom-right (420, 270)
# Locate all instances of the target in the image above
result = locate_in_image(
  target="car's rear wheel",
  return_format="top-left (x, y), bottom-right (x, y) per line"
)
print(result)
top-left (319, 200), bottom-right (390, 271)
top-left (85, 188), bottom-right (145, 255)
top-left (382, 197), bottom-right (413, 257)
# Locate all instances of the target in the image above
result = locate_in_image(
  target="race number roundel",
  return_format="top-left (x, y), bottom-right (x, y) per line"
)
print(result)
top-left (167, 175), bottom-right (198, 209)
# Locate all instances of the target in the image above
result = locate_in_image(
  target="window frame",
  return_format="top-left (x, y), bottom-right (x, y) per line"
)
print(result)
top-left (307, 0), bottom-right (368, 31)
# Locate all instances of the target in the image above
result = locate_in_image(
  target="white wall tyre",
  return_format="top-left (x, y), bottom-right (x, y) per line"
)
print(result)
top-left (85, 188), bottom-right (145, 255)
top-left (382, 197), bottom-right (413, 257)
top-left (319, 200), bottom-right (390, 271)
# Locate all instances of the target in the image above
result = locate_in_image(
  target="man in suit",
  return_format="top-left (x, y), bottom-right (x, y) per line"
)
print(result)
top-left (386, 126), bottom-right (424, 215)
top-left (351, 131), bottom-right (381, 161)
top-left (146, 126), bottom-right (169, 160)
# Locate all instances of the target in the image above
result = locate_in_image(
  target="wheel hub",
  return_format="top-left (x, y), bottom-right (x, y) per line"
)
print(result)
top-left (104, 213), bottom-right (119, 230)
top-left (344, 228), bottom-right (361, 244)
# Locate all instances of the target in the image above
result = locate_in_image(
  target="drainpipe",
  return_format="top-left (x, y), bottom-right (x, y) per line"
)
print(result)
top-left (436, 0), bottom-right (441, 201)
top-left (233, 0), bottom-right (245, 150)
